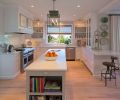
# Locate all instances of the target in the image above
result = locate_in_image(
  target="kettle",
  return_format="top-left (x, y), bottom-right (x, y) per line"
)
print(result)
top-left (8, 45), bottom-right (14, 52)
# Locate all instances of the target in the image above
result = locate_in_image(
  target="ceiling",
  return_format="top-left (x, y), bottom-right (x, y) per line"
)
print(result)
top-left (0, 0), bottom-right (114, 21)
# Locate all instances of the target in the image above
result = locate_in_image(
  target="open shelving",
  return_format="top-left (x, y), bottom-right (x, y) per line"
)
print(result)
top-left (30, 95), bottom-right (62, 100)
top-left (26, 72), bottom-right (65, 100)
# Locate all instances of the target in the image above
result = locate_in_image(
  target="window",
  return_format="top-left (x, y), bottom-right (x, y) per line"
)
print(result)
top-left (47, 25), bottom-right (72, 44)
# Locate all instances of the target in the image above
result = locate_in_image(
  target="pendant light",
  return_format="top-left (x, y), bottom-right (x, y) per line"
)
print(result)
top-left (47, 0), bottom-right (60, 27)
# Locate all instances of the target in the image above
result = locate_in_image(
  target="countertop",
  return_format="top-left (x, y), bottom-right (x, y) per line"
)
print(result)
top-left (41, 44), bottom-right (78, 48)
top-left (25, 49), bottom-right (67, 71)
top-left (92, 49), bottom-right (119, 56)
top-left (0, 51), bottom-right (20, 55)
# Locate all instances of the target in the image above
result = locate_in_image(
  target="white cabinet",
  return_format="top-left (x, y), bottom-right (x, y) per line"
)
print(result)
top-left (32, 20), bottom-right (44, 38)
top-left (4, 5), bottom-right (33, 34)
top-left (76, 47), bottom-right (81, 60)
top-left (80, 47), bottom-right (94, 74)
top-left (0, 4), bottom-right (4, 34)
top-left (0, 52), bottom-right (20, 79)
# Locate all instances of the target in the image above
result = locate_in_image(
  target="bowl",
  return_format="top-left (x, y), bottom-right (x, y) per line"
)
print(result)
top-left (45, 56), bottom-right (57, 61)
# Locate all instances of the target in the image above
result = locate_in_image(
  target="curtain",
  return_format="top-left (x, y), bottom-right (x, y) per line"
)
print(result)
top-left (110, 15), bottom-right (120, 52)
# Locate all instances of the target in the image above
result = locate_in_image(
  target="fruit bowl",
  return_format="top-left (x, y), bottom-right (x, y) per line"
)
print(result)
top-left (45, 56), bottom-right (57, 61)
top-left (45, 51), bottom-right (58, 61)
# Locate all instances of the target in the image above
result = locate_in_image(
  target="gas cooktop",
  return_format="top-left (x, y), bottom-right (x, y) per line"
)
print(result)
top-left (15, 47), bottom-right (35, 53)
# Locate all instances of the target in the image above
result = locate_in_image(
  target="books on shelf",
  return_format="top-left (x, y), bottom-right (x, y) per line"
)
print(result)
top-left (30, 96), bottom-right (61, 100)
top-left (46, 96), bottom-right (62, 100)
top-left (30, 77), bottom-right (45, 93)
top-left (44, 81), bottom-right (61, 92)
top-left (30, 96), bottom-right (45, 100)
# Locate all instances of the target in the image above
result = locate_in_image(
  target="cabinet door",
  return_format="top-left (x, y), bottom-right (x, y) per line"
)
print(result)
top-left (19, 14), bottom-right (27, 28)
top-left (28, 19), bottom-right (33, 28)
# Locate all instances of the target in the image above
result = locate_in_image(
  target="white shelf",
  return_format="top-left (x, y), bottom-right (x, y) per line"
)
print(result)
top-left (30, 92), bottom-right (62, 96)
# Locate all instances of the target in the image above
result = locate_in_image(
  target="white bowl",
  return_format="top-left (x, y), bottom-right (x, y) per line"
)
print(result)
top-left (45, 56), bottom-right (57, 61)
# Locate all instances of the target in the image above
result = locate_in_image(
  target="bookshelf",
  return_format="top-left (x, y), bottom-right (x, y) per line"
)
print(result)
top-left (26, 71), bottom-right (65, 100)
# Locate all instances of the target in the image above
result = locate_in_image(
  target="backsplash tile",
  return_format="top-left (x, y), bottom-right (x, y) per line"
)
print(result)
top-left (0, 34), bottom-right (31, 52)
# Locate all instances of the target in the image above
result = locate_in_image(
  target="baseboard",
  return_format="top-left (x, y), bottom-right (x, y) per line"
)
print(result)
top-left (0, 71), bottom-right (20, 79)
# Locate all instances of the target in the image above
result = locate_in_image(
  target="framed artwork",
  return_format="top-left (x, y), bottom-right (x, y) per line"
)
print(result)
top-left (19, 14), bottom-right (27, 27)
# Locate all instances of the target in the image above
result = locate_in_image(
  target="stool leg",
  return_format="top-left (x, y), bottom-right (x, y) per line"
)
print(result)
top-left (101, 73), bottom-right (102, 80)
top-left (105, 74), bottom-right (107, 86)
top-left (105, 78), bottom-right (107, 86)
top-left (115, 78), bottom-right (117, 87)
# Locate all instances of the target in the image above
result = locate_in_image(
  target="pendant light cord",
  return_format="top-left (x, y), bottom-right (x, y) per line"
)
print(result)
top-left (53, 0), bottom-right (56, 10)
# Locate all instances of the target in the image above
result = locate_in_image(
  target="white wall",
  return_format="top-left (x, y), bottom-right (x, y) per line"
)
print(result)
top-left (0, 3), bottom-right (4, 34)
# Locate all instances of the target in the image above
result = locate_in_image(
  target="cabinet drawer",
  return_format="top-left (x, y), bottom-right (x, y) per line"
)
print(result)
top-left (27, 71), bottom-right (65, 76)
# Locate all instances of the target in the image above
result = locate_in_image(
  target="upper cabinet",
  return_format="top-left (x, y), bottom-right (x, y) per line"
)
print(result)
top-left (74, 20), bottom-right (87, 39)
top-left (0, 4), bottom-right (4, 34)
top-left (74, 20), bottom-right (87, 46)
top-left (4, 5), bottom-right (33, 34)
top-left (31, 20), bottom-right (44, 38)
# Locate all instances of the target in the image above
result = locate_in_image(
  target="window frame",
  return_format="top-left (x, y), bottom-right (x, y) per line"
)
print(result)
top-left (46, 24), bottom-right (73, 44)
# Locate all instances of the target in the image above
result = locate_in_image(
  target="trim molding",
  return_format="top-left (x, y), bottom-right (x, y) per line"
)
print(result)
top-left (0, 71), bottom-right (20, 79)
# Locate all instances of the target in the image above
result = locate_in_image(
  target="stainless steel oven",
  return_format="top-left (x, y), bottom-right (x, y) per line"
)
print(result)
top-left (28, 51), bottom-right (34, 64)
top-left (15, 47), bottom-right (34, 73)
top-left (23, 53), bottom-right (28, 68)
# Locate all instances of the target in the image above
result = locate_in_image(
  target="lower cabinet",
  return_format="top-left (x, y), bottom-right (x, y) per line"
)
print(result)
top-left (0, 52), bottom-right (20, 79)
top-left (26, 71), bottom-right (65, 100)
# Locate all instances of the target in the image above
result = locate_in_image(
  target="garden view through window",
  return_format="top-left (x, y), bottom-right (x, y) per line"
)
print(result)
top-left (47, 25), bottom-right (72, 44)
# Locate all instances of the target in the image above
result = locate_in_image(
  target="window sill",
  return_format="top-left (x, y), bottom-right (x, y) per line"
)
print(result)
top-left (41, 44), bottom-right (77, 48)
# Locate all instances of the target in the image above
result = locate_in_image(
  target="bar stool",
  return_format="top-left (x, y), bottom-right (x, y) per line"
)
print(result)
top-left (111, 56), bottom-right (119, 71)
top-left (101, 62), bottom-right (116, 86)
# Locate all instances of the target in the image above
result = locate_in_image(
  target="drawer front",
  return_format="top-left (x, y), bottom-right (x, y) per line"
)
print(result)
top-left (27, 71), bottom-right (65, 76)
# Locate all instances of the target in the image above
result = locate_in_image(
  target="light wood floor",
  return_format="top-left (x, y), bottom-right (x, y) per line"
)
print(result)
top-left (0, 61), bottom-right (120, 100)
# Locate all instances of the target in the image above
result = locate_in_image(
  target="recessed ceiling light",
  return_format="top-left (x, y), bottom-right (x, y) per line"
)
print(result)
top-left (77, 5), bottom-right (80, 8)
top-left (31, 5), bottom-right (35, 8)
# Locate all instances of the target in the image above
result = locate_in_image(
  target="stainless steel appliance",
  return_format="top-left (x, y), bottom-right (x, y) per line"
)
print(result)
top-left (66, 47), bottom-right (75, 61)
top-left (15, 47), bottom-right (34, 72)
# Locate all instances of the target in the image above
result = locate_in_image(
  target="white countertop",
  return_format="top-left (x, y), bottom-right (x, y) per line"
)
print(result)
top-left (26, 49), bottom-right (67, 71)
top-left (0, 51), bottom-right (20, 55)
top-left (93, 49), bottom-right (119, 56)
top-left (41, 44), bottom-right (78, 48)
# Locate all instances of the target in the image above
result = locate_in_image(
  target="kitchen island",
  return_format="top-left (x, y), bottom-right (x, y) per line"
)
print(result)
top-left (26, 49), bottom-right (67, 100)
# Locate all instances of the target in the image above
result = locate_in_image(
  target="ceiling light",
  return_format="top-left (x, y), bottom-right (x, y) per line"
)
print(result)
top-left (47, 0), bottom-right (60, 27)
top-left (31, 5), bottom-right (35, 8)
top-left (77, 5), bottom-right (80, 8)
